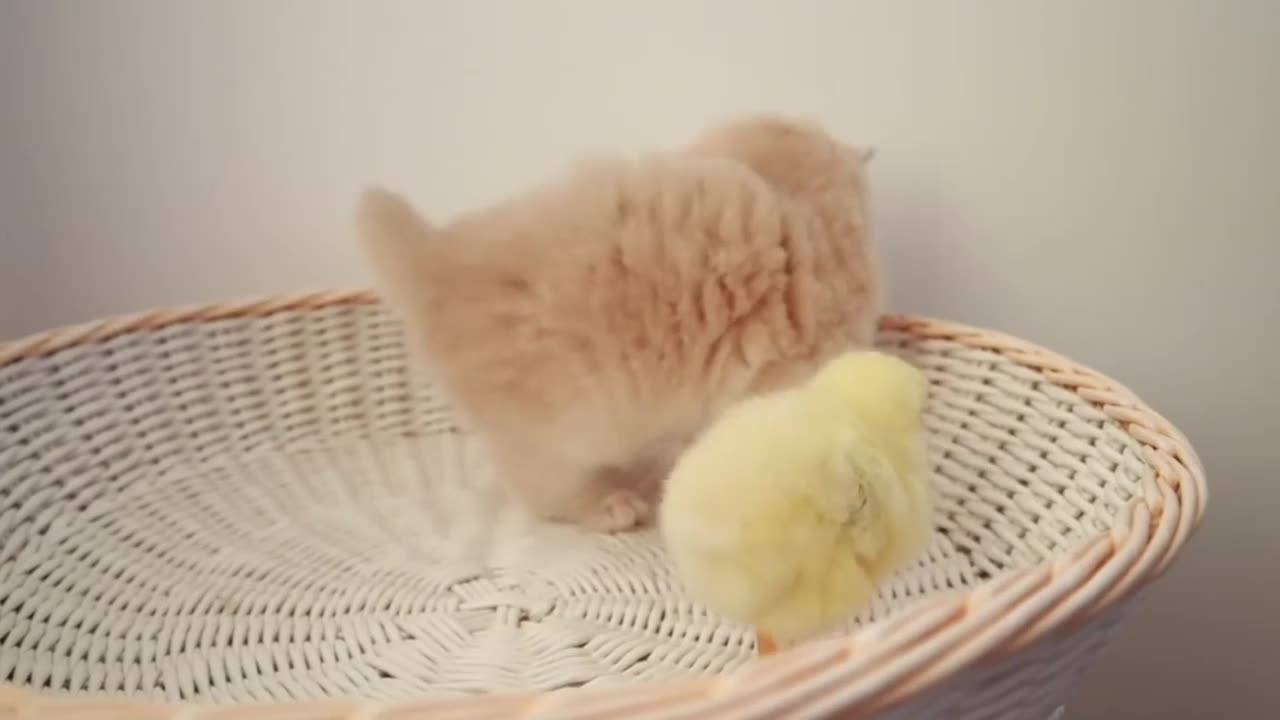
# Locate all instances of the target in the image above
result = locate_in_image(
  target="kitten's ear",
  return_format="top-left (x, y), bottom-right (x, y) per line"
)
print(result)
top-left (356, 186), bottom-right (440, 301)
top-left (841, 144), bottom-right (875, 168)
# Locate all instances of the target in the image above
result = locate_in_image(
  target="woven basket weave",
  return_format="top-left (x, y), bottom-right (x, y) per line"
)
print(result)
top-left (0, 291), bottom-right (1205, 719)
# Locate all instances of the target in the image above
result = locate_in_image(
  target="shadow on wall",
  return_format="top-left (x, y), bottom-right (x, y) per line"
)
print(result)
top-left (872, 160), bottom-right (1003, 323)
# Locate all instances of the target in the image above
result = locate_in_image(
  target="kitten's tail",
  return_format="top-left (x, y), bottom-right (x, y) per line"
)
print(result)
top-left (356, 186), bottom-right (443, 299)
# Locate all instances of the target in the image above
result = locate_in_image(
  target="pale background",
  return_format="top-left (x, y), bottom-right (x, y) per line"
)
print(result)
top-left (1, 1), bottom-right (1276, 716)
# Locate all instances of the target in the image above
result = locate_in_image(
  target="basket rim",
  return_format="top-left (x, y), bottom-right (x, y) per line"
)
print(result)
top-left (0, 289), bottom-right (1208, 719)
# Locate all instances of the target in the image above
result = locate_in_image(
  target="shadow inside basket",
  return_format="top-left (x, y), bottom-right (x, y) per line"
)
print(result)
top-left (0, 304), bottom-right (1150, 705)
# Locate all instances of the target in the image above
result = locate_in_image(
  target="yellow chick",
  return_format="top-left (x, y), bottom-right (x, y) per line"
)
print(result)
top-left (659, 350), bottom-right (932, 655)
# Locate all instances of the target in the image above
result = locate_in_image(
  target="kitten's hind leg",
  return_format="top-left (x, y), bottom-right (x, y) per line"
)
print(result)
top-left (493, 441), bottom-right (648, 532)
top-left (582, 490), bottom-right (651, 533)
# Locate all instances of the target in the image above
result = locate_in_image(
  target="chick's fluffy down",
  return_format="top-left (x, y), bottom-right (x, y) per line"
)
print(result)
top-left (659, 374), bottom-right (929, 644)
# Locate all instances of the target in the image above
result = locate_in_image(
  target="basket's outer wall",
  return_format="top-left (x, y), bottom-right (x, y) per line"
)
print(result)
top-left (0, 291), bottom-right (1207, 719)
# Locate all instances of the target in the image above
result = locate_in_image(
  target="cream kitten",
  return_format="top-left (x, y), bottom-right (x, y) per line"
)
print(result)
top-left (356, 115), bottom-right (880, 533)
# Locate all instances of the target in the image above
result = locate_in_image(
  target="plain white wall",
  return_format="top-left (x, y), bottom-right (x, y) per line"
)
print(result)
top-left (2, 1), bottom-right (1276, 716)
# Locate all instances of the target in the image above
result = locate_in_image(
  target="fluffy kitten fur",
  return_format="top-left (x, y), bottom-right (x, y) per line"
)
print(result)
top-left (357, 115), bottom-right (881, 532)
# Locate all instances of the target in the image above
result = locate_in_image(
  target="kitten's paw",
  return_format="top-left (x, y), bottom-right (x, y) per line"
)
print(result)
top-left (584, 491), bottom-right (651, 533)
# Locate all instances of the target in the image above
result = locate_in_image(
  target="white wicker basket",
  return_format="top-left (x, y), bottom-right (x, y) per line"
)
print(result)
top-left (0, 291), bottom-right (1205, 719)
